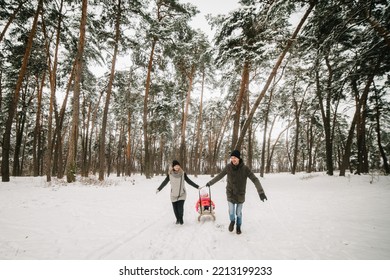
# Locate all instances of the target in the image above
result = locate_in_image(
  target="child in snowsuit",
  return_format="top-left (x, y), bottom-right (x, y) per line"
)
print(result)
top-left (156, 160), bottom-right (199, 225)
top-left (196, 192), bottom-right (215, 213)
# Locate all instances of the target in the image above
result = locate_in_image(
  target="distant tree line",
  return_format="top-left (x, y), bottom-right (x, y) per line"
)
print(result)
top-left (0, 0), bottom-right (389, 182)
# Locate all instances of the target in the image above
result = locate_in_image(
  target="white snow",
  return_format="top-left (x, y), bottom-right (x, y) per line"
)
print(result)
top-left (1, 172), bottom-right (390, 260)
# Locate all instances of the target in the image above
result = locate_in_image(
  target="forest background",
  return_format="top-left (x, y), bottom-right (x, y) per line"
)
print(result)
top-left (0, 0), bottom-right (389, 183)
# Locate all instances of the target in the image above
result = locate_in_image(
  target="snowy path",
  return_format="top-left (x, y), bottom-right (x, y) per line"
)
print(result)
top-left (0, 173), bottom-right (389, 260)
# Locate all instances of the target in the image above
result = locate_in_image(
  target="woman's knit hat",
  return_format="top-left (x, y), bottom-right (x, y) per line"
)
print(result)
top-left (172, 160), bottom-right (181, 167)
top-left (230, 150), bottom-right (241, 159)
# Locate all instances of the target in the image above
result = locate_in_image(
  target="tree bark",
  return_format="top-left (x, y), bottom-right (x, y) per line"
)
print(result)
top-left (53, 60), bottom-right (76, 178)
top-left (315, 55), bottom-right (334, 176)
top-left (126, 99), bottom-right (132, 176)
top-left (180, 65), bottom-right (196, 167)
top-left (373, 91), bottom-right (390, 174)
top-left (232, 60), bottom-right (250, 151)
top-left (143, 38), bottom-right (157, 179)
top-left (66, 0), bottom-right (88, 183)
top-left (339, 110), bottom-right (357, 176)
top-left (32, 74), bottom-right (45, 176)
top-left (1, 0), bottom-right (43, 182)
top-left (13, 92), bottom-right (33, 176)
top-left (265, 117), bottom-right (277, 174)
top-left (195, 70), bottom-right (205, 176)
top-left (99, 0), bottom-right (121, 181)
top-left (42, 0), bottom-right (63, 182)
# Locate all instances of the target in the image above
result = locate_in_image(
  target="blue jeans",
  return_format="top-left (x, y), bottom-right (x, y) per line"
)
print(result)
top-left (228, 202), bottom-right (243, 226)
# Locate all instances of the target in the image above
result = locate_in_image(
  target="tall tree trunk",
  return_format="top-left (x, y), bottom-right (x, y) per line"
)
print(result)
top-left (291, 82), bottom-right (308, 174)
top-left (143, 38), bottom-right (157, 179)
top-left (244, 82), bottom-right (251, 168)
top-left (265, 117), bottom-right (277, 174)
top-left (315, 55), bottom-right (334, 175)
top-left (194, 69), bottom-right (205, 176)
top-left (235, 2), bottom-right (316, 150)
top-left (106, 132), bottom-right (112, 177)
top-left (180, 65), bottom-right (195, 167)
top-left (33, 74), bottom-right (45, 176)
top-left (13, 94), bottom-right (30, 176)
top-left (356, 88), bottom-right (370, 174)
top-left (260, 93), bottom-right (275, 177)
top-left (292, 97), bottom-right (300, 175)
top-left (339, 110), bottom-right (357, 176)
top-left (373, 91), bottom-right (390, 174)
top-left (99, 0), bottom-right (121, 181)
top-left (15, 88), bottom-right (35, 176)
top-left (355, 60), bottom-right (378, 175)
top-left (232, 60), bottom-right (250, 150)
top-left (43, 0), bottom-right (63, 182)
top-left (117, 124), bottom-right (125, 177)
top-left (1, 0), bottom-right (43, 182)
top-left (66, 0), bottom-right (88, 183)
top-left (53, 60), bottom-right (76, 178)
top-left (306, 118), bottom-right (313, 173)
top-left (81, 102), bottom-right (92, 177)
top-left (247, 123), bottom-right (253, 170)
top-left (126, 106), bottom-right (132, 176)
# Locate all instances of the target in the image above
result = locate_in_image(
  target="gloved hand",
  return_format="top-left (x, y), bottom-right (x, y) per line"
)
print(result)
top-left (206, 183), bottom-right (210, 187)
top-left (260, 193), bottom-right (267, 202)
top-left (156, 189), bottom-right (160, 194)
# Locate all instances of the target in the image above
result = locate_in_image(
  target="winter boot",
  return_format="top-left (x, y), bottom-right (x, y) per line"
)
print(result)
top-left (236, 225), bottom-right (241, 235)
top-left (179, 218), bottom-right (184, 225)
top-left (228, 221), bottom-right (235, 232)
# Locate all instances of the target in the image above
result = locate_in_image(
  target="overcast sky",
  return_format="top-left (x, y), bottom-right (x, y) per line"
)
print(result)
top-left (180, 0), bottom-right (239, 38)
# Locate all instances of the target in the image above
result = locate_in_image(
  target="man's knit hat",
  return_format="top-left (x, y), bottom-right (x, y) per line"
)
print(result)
top-left (230, 150), bottom-right (241, 159)
top-left (172, 160), bottom-right (180, 167)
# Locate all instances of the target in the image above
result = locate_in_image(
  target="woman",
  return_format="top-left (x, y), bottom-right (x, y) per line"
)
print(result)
top-left (156, 160), bottom-right (199, 225)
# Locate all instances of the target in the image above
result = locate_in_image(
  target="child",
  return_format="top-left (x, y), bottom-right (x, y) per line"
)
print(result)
top-left (196, 192), bottom-right (215, 213)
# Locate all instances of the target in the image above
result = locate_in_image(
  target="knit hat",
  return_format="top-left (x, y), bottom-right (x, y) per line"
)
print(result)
top-left (230, 150), bottom-right (241, 159)
top-left (172, 160), bottom-right (180, 167)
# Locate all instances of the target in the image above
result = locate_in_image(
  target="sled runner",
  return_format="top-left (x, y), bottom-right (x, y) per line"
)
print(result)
top-left (196, 187), bottom-right (216, 221)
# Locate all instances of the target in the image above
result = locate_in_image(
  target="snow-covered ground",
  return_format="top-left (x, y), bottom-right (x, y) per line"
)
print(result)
top-left (0, 172), bottom-right (390, 260)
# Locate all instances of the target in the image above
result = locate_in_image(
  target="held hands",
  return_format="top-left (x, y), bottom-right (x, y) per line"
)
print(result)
top-left (260, 193), bottom-right (267, 202)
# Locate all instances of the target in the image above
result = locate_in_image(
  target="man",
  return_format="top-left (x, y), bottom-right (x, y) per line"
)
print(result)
top-left (206, 150), bottom-right (267, 234)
